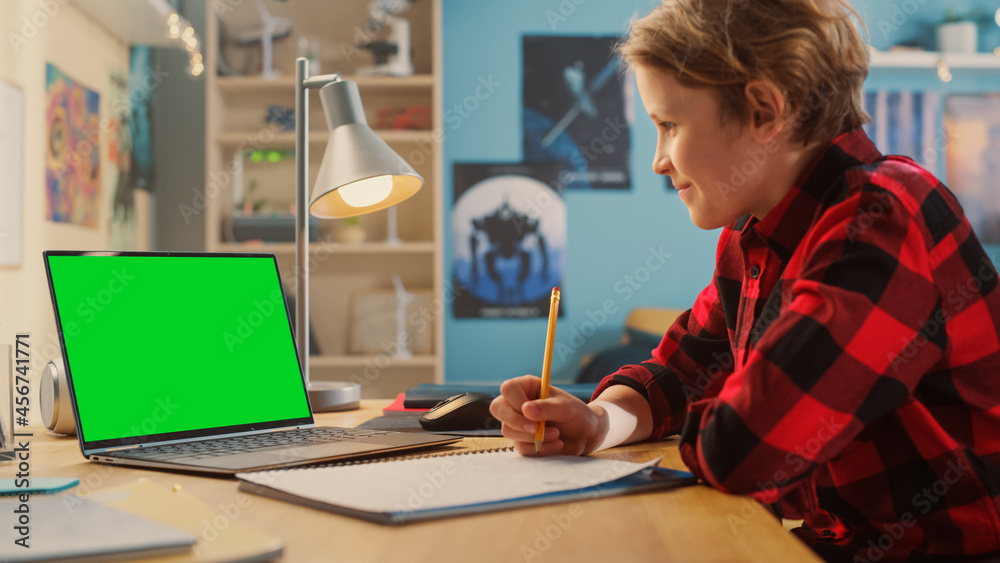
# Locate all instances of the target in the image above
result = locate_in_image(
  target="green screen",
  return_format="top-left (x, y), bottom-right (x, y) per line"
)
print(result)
top-left (47, 254), bottom-right (311, 443)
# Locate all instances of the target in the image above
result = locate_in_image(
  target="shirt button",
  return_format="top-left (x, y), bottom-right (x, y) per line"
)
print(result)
top-left (749, 265), bottom-right (760, 279)
top-left (822, 530), bottom-right (834, 537)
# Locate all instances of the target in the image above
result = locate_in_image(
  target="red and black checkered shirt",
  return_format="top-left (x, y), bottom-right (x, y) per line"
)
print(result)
top-left (594, 129), bottom-right (1000, 561)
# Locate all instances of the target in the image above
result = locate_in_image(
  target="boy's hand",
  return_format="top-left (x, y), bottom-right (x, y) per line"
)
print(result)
top-left (490, 375), bottom-right (603, 456)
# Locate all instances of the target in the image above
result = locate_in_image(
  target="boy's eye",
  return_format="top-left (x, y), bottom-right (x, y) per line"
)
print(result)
top-left (657, 122), bottom-right (676, 131)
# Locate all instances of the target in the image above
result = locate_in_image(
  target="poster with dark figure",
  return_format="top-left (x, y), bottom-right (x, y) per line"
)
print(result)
top-left (452, 163), bottom-right (566, 319)
top-left (523, 35), bottom-right (630, 190)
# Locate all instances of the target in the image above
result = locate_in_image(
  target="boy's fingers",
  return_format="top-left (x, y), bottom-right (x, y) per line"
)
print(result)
top-left (512, 438), bottom-right (564, 457)
top-left (500, 423), bottom-right (559, 444)
top-left (490, 394), bottom-right (534, 428)
top-left (499, 375), bottom-right (542, 413)
top-left (522, 395), bottom-right (581, 423)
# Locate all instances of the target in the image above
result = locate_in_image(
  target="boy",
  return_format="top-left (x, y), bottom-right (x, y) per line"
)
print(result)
top-left (490, 0), bottom-right (1000, 560)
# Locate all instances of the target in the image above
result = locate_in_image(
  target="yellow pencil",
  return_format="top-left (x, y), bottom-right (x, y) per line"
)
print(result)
top-left (534, 287), bottom-right (561, 456)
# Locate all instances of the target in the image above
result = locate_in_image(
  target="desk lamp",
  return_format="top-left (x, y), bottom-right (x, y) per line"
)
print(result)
top-left (294, 57), bottom-right (423, 411)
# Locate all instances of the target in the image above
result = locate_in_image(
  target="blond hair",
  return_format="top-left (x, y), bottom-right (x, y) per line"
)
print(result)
top-left (619, 0), bottom-right (871, 145)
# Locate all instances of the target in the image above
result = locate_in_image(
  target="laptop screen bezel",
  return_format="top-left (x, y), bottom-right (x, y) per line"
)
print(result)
top-left (43, 250), bottom-right (317, 454)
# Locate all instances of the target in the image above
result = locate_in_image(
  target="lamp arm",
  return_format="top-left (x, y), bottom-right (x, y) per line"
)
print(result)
top-left (295, 59), bottom-right (348, 384)
top-left (295, 57), bottom-right (311, 382)
top-left (303, 73), bottom-right (343, 90)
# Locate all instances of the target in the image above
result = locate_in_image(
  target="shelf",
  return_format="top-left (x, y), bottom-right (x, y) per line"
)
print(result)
top-left (216, 130), bottom-right (434, 149)
top-left (870, 51), bottom-right (1000, 69)
top-left (309, 355), bottom-right (437, 369)
top-left (216, 241), bottom-right (436, 254)
top-left (217, 74), bottom-right (435, 94)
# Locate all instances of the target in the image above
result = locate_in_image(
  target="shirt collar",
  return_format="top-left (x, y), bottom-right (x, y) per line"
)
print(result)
top-left (741, 129), bottom-right (883, 262)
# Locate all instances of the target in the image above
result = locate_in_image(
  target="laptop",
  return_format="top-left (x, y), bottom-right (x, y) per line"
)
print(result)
top-left (43, 250), bottom-right (459, 475)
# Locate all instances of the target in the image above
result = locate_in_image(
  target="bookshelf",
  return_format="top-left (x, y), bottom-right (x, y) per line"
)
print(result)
top-left (203, 0), bottom-right (443, 398)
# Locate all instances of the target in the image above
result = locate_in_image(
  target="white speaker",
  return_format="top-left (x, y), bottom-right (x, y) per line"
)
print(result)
top-left (39, 357), bottom-right (76, 435)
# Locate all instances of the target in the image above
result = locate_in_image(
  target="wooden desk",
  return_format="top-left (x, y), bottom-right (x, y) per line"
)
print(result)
top-left (25, 401), bottom-right (821, 562)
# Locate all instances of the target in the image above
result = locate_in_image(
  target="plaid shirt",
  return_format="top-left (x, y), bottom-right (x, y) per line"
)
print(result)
top-left (594, 129), bottom-right (1000, 561)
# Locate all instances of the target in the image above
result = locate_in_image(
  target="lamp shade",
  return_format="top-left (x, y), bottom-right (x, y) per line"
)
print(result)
top-left (308, 80), bottom-right (423, 219)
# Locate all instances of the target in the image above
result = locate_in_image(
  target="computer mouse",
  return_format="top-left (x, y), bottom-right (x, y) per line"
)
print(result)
top-left (418, 393), bottom-right (500, 432)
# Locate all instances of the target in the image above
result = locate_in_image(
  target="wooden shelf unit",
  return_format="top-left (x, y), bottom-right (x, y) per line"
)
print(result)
top-left (204, 0), bottom-right (444, 399)
top-left (870, 50), bottom-right (1000, 70)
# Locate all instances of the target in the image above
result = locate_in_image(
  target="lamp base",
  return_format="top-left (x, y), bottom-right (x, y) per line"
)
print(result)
top-left (307, 381), bottom-right (361, 412)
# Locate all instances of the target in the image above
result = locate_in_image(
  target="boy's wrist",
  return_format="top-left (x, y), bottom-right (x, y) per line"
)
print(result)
top-left (587, 399), bottom-right (639, 453)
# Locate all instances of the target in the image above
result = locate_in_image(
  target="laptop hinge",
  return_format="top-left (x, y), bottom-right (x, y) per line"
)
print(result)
top-left (102, 444), bottom-right (142, 452)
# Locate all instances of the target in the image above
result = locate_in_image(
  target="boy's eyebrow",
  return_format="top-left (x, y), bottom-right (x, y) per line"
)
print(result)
top-left (647, 110), bottom-right (674, 121)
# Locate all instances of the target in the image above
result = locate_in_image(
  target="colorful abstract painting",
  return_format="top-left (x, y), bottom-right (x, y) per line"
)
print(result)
top-left (45, 63), bottom-right (101, 227)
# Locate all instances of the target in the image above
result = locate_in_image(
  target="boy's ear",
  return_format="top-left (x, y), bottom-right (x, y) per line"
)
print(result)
top-left (744, 79), bottom-right (786, 142)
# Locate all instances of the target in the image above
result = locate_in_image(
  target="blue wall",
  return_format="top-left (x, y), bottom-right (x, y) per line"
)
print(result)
top-left (441, 0), bottom-right (1000, 384)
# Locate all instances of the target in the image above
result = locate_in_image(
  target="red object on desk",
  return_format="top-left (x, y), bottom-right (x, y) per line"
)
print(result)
top-left (382, 393), bottom-right (430, 416)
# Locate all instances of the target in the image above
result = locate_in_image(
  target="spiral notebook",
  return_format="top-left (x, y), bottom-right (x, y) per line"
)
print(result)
top-left (236, 448), bottom-right (696, 525)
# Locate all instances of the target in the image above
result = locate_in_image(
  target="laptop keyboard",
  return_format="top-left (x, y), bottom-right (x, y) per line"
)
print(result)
top-left (114, 427), bottom-right (395, 460)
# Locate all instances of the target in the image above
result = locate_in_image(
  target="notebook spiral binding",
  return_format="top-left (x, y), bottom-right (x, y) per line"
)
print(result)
top-left (259, 446), bottom-right (516, 474)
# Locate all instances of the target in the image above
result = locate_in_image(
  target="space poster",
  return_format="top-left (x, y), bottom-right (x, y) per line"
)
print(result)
top-left (523, 35), bottom-right (630, 190)
top-left (452, 163), bottom-right (566, 319)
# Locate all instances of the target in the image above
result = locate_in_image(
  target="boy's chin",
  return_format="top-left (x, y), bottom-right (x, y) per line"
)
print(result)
top-left (686, 210), bottom-right (730, 231)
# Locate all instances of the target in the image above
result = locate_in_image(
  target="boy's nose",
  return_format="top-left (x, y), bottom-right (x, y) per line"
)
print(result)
top-left (653, 152), bottom-right (673, 176)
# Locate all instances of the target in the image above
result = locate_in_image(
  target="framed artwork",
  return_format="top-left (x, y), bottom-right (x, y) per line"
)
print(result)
top-left (0, 79), bottom-right (24, 266)
top-left (522, 35), bottom-right (630, 190)
top-left (107, 67), bottom-right (136, 249)
top-left (452, 162), bottom-right (566, 319)
top-left (45, 63), bottom-right (101, 228)
top-left (945, 94), bottom-right (1000, 245)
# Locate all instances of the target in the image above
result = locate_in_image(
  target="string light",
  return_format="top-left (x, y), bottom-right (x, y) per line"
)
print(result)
top-left (164, 10), bottom-right (204, 79)
top-left (936, 60), bottom-right (952, 83)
